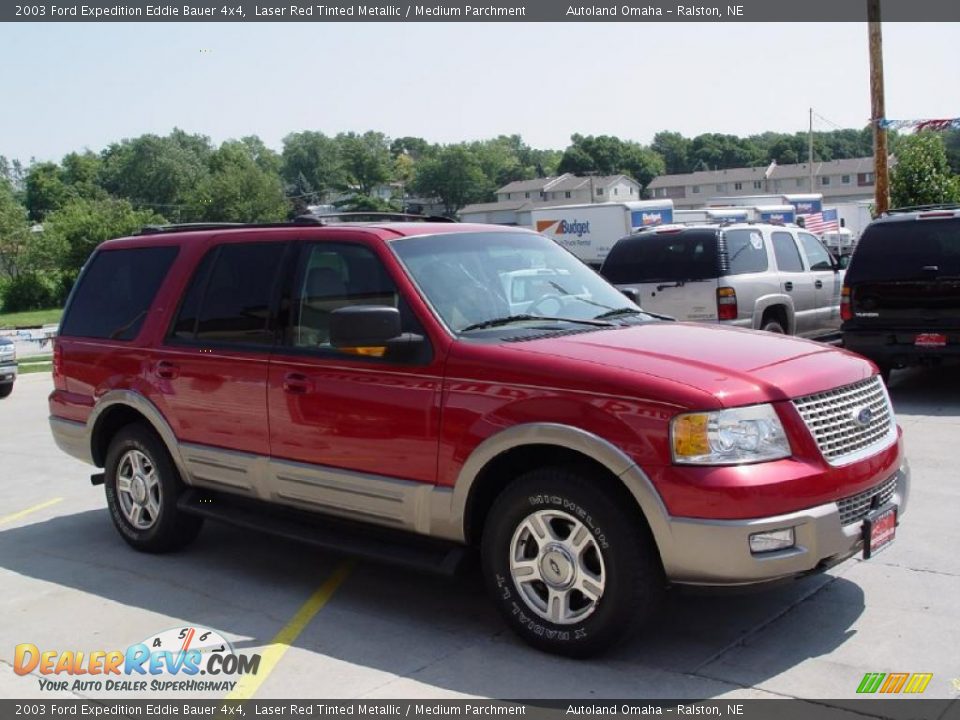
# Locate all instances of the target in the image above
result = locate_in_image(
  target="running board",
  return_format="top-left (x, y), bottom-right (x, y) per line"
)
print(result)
top-left (177, 489), bottom-right (468, 577)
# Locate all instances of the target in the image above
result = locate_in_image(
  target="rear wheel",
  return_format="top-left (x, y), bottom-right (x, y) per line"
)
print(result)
top-left (761, 316), bottom-right (785, 334)
top-left (481, 467), bottom-right (664, 657)
top-left (104, 424), bottom-right (202, 553)
top-left (0, 383), bottom-right (12, 398)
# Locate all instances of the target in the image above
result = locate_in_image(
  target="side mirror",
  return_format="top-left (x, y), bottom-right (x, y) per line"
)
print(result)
top-left (837, 255), bottom-right (851, 270)
top-left (330, 306), bottom-right (401, 350)
top-left (621, 288), bottom-right (641, 305)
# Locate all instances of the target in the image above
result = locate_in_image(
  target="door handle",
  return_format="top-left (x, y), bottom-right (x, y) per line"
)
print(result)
top-left (282, 372), bottom-right (311, 394)
top-left (155, 361), bottom-right (179, 380)
top-left (784, 281), bottom-right (794, 292)
top-left (815, 280), bottom-right (823, 289)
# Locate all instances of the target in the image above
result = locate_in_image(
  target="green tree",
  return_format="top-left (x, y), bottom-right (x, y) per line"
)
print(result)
top-left (281, 131), bottom-right (345, 201)
top-left (651, 131), bottom-right (691, 175)
top-left (0, 181), bottom-right (32, 281)
top-left (42, 198), bottom-right (164, 282)
top-left (336, 131), bottom-right (393, 197)
top-left (99, 130), bottom-right (212, 218)
top-left (413, 145), bottom-right (487, 215)
top-left (187, 141), bottom-right (290, 223)
top-left (24, 162), bottom-right (70, 221)
top-left (890, 132), bottom-right (960, 208)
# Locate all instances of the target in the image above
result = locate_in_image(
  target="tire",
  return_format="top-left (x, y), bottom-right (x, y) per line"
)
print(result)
top-left (104, 424), bottom-right (203, 553)
top-left (761, 318), bottom-right (785, 334)
top-left (481, 467), bottom-right (664, 657)
top-left (0, 383), bottom-right (12, 398)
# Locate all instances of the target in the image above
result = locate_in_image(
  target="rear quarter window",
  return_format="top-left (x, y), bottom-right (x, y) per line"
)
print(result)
top-left (60, 246), bottom-right (179, 341)
top-left (722, 229), bottom-right (769, 275)
top-left (601, 230), bottom-right (719, 284)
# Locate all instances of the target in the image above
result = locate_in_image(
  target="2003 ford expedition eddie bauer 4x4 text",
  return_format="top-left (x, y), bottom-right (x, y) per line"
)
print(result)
top-left (49, 216), bottom-right (909, 656)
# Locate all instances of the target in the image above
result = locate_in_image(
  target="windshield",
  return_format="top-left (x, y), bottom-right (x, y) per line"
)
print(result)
top-left (390, 231), bottom-right (648, 333)
top-left (600, 229), bottom-right (719, 284)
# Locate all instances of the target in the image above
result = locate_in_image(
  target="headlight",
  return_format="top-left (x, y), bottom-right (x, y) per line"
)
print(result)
top-left (671, 403), bottom-right (791, 465)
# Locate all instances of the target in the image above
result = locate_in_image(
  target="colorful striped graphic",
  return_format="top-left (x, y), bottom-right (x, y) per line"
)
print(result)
top-left (857, 672), bottom-right (933, 694)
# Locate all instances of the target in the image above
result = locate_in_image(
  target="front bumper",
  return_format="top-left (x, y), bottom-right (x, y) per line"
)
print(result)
top-left (659, 460), bottom-right (910, 586)
top-left (0, 361), bottom-right (16, 384)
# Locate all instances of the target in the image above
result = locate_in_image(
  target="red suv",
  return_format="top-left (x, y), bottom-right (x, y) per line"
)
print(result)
top-left (50, 216), bottom-right (909, 657)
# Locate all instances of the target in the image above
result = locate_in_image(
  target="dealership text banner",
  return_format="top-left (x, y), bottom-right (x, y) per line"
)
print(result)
top-left (6, 0), bottom-right (960, 21)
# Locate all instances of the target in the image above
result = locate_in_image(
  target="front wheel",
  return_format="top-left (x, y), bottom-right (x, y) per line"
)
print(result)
top-left (481, 467), bottom-right (664, 657)
top-left (0, 383), bottom-right (12, 398)
top-left (104, 424), bottom-right (203, 553)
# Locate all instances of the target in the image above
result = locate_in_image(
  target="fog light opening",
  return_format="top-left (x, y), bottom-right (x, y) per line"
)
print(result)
top-left (749, 527), bottom-right (796, 554)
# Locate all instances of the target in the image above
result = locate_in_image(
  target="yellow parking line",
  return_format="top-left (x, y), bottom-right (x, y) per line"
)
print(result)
top-left (225, 560), bottom-right (354, 701)
top-left (0, 498), bottom-right (63, 527)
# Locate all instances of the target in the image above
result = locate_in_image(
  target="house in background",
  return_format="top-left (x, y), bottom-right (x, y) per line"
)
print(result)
top-left (460, 174), bottom-right (641, 224)
top-left (647, 157), bottom-right (888, 209)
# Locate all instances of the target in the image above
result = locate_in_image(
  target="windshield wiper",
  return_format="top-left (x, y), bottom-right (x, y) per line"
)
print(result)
top-left (594, 307), bottom-right (644, 319)
top-left (461, 314), bottom-right (613, 332)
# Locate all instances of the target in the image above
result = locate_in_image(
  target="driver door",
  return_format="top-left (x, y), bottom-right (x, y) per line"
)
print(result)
top-left (266, 240), bottom-right (444, 512)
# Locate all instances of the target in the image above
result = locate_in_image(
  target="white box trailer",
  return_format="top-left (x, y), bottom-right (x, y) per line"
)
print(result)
top-left (527, 200), bottom-right (674, 267)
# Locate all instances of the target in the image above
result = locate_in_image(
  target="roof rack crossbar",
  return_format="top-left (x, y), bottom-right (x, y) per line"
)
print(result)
top-left (884, 203), bottom-right (960, 215)
top-left (135, 213), bottom-right (456, 235)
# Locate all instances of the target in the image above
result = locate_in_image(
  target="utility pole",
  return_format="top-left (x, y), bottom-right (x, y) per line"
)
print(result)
top-left (868, 0), bottom-right (890, 215)
top-left (808, 108), bottom-right (814, 193)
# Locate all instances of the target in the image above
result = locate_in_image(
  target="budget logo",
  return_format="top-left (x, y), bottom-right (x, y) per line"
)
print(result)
top-left (536, 219), bottom-right (591, 237)
top-left (856, 672), bottom-right (933, 694)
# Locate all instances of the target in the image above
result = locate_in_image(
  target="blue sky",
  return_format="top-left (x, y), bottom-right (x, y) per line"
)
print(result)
top-left (2, 22), bottom-right (957, 161)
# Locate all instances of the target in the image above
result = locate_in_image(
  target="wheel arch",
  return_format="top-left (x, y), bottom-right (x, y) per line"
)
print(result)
top-left (450, 424), bottom-right (671, 556)
top-left (753, 295), bottom-right (794, 334)
top-left (89, 391), bottom-right (186, 479)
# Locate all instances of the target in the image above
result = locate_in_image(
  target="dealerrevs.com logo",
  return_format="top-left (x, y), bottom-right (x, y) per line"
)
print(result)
top-left (14, 626), bottom-right (261, 693)
top-left (856, 672), bottom-right (933, 694)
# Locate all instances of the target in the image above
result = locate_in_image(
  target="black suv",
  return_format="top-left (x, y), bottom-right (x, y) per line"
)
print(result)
top-left (841, 205), bottom-right (960, 381)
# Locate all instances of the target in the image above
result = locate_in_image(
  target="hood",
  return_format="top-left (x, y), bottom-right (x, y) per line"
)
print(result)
top-left (507, 322), bottom-right (873, 407)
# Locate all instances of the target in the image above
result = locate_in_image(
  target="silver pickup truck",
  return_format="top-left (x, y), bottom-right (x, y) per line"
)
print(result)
top-left (600, 222), bottom-right (845, 338)
top-left (0, 337), bottom-right (16, 398)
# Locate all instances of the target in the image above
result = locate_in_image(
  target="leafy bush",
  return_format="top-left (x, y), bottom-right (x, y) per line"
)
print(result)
top-left (1, 273), bottom-right (57, 312)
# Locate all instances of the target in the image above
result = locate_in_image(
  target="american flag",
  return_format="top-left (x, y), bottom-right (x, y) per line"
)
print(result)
top-left (801, 208), bottom-right (840, 234)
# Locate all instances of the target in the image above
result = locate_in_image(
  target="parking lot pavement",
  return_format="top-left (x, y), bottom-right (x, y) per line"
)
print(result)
top-left (1, 370), bottom-right (958, 702)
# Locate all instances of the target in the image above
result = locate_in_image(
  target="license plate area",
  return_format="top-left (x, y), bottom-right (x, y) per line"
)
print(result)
top-left (862, 504), bottom-right (897, 559)
top-left (915, 332), bottom-right (947, 348)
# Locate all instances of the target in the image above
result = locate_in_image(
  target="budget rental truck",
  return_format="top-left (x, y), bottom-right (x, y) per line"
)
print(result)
top-left (527, 200), bottom-right (674, 267)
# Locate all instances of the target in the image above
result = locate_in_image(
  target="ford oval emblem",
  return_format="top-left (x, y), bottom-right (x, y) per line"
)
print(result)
top-left (852, 406), bottom-right (873, 427)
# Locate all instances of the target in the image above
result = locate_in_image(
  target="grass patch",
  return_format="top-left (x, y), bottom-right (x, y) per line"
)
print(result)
top-left (19, 363), bottom-right (52, 374)
top-left (0, 307), bottom-right (62, 329)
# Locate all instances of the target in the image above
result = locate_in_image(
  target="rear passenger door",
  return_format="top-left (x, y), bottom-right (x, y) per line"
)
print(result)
top-left (797, 231), bottom-right (842, 334)
top-left (771, 230), bottom-right (817, 335)
top-left (158, 238), bottom-right (290, 495)
top-left (265, 240), bottom-right (442, 525)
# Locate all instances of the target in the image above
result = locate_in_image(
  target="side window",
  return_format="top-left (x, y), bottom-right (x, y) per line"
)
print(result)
top-left (287, 243), bottom-right (422, 353)
top-left (723, 229), bottom-right (769, 275)
top-left (61, 246), bottom-right (179, 341)
top-left (772, 232), bottom-right (804, 273)
top-left (797, 232), bottom-right (834, 271)
top-left (171, 242), bottom-right (287, 346)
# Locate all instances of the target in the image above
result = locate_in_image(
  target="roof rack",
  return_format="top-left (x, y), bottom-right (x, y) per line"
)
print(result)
top-left (135, 213), bottom-right (456, 235)
top-left (884, 203), bottom-right (960, 215)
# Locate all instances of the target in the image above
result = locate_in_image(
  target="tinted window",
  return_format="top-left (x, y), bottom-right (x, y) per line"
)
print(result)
top-left (170, 250), bottom-right (215, 340)
top-left (772, 232), bottom-right (804, 272)
top-left (61, 246), bottom-right (178, 341)
top-left (287, 243), bottom-right (416, 351)
top-left (723, 229), bottom-right (768, 275)
top-left (797, 232), bottom-right (834, 271)
top-left (173, 242), bottom-right (287, 345)
top-left (847, 219), bottom-right (960, 283)
top-left (601, 230), bottom-right (719, 284)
